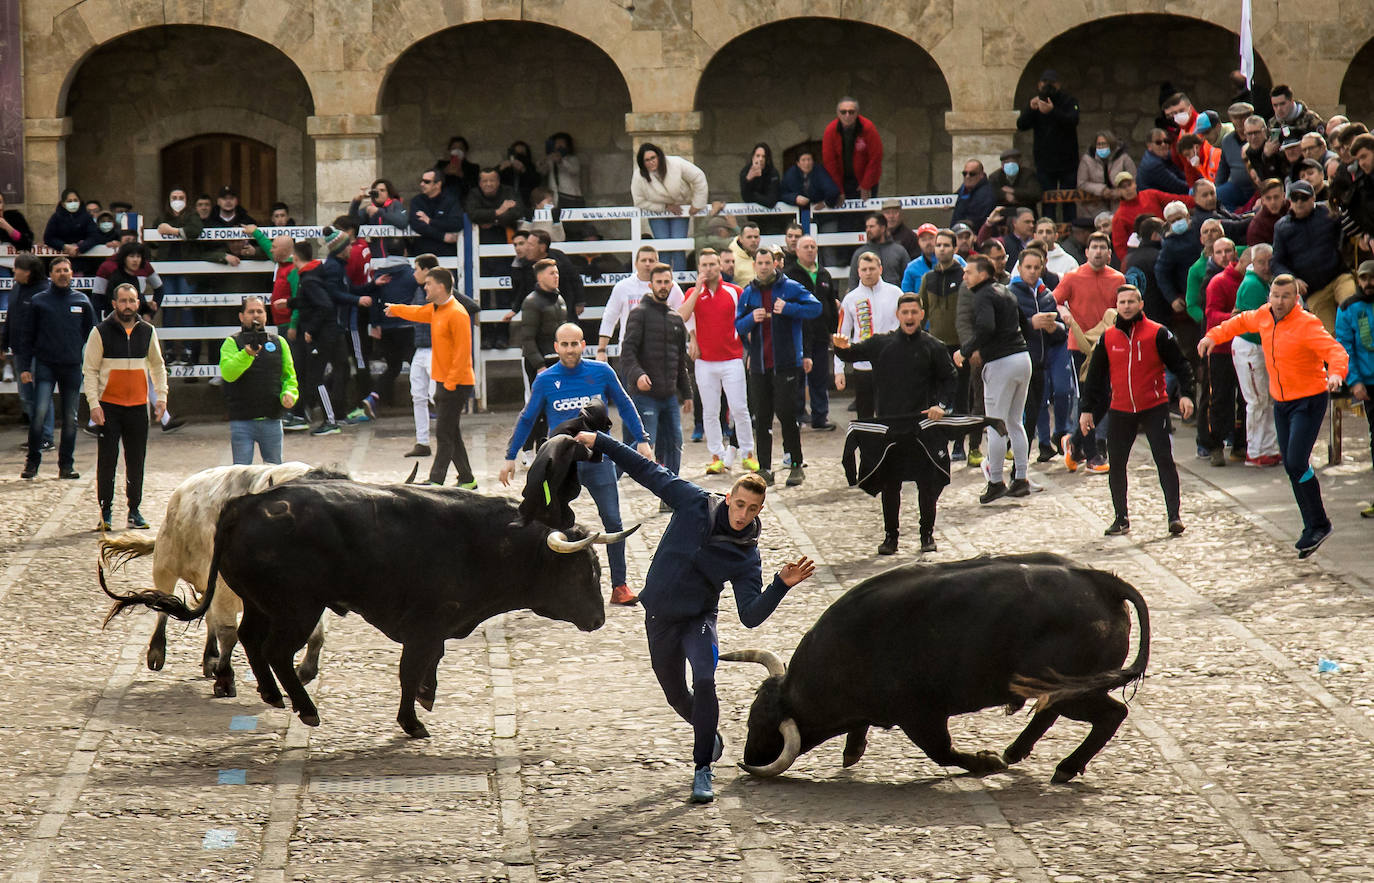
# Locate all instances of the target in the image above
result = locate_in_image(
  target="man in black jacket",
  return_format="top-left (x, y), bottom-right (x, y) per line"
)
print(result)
top-left (622, 263), bottom-right (693, 483)
top-left (16, 256), bottom-right (95, 479)
top-left (410, 170), bottom-right (463, 256)
top-left (1271, 180), bottom-right (1355, 332)
top-left (1017, 70), bottom-right (1080, 220)
top-left (512, 229), bottom-right (586, 316)
top-left (834, 293), bottom-right (959, 556)
top-left (786, 235), bottom-right (840, 431)
top-left (292, 241), bottom-right (351, 435)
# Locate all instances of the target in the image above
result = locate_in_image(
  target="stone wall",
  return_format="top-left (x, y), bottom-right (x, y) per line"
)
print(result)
top-left (377, 22), bottom-right (633, 206)
top-left (1011, 16), bottom-right (1274, 167)
top-left (1340, 39), bottom-right (1374, 127)
top-left (63, 27), bottom-right (314, 222)
top-left (694, 18), bottom-right (953, 199)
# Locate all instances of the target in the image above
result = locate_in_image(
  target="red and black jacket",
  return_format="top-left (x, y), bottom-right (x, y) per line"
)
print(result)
top-left (1081, 312), bottom-right (1194, 415)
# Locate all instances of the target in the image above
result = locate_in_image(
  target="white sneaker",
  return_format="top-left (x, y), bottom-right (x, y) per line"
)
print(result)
top-left (723, 446), bottom-right (738, 468)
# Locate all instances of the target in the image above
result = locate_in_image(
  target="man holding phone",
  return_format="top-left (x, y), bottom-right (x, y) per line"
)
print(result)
top-left (219, 296), bottom-right (300, 465)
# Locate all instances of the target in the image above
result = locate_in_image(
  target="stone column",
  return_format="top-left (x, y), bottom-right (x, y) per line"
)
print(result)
top-left (22, 117), bottom-right (72, 218)
top-left (944, 111), bottom-right (1020, 187)
top-left (308, 114), bottom-right (384, 224)
top-left (624, 111), bottom-right (703, 160)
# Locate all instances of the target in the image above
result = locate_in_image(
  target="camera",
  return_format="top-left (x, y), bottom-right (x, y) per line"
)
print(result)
top-left (367, 189), bottom-right (380, 200)
top-left (242, 321), bottom-right (269, 348)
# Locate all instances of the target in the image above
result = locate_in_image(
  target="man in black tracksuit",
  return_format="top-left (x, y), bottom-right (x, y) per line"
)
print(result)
top-left (786, 234), bottom-right (840, 430)
top-left (834, 292), bottom-right (962, 556)
top-left (575, 430), bottom-right (816, 804)
top-left (292, 241), bottom-right (351, 433)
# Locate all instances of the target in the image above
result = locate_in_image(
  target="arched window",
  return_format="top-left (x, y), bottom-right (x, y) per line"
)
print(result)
top-left (161, 134), bottom-right (277, 219)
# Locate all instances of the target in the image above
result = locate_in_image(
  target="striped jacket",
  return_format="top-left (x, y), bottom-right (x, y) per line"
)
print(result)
top-left (82, 315), bottom-right (168, 409)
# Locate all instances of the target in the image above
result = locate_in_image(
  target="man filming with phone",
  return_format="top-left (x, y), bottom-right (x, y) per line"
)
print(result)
top-left (219, 296), bottom-right (300, 465)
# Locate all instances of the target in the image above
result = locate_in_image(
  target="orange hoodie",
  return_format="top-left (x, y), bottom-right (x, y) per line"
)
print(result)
top-left (1206, 304), bottom-right (1349, 401)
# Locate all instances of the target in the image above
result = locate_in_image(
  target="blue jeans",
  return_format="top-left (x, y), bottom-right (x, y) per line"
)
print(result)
top-left (19, 378), bottom-right (55, 447)
top-left (1036, 343), bottom-right (1077, 445)
top-left (1274, 393), bottom-right (1330, 533)
top-left (648, 216), bottom-right (689, 271)
top-left (578, 458), bottom-right (627, 586)
top-left (796, 339), bottom-right (832, 426)
top-left (28, 361), bottom-right (82, 471)
top-left (230, 419), bottom-right (284, 465)
top-left (633, 393), bottom-right (683, 476)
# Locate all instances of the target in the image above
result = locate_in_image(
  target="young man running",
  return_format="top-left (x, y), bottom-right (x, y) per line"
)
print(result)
top-left (573, 429), bottom-right (815, 803)
top-left (1080, 285), bottom-right (1195, 536)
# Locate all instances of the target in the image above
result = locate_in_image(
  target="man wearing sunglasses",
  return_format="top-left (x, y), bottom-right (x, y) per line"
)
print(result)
top-left (1271, 180), bottom-right (1356, 332)
top-left (1136, 128), bottom-right (1189, 196)
top-left (822, 97), bottom-right (884, 201)
top-left (951, 160), bottom-right (996, 233)
top-left (410, 171), bottom-right (464, 256)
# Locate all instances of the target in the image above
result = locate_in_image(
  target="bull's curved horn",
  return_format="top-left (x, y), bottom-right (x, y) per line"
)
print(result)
top-left (546, 530), bottom-right (599, 553)
top-left (404, 463), bottom-right (420, 484)
top-left (719, 649), bottom-right (787, 679)
top-left (592, 523), bottom-right (640, 544)
top-left (738, 718), bottom-right (801, 778)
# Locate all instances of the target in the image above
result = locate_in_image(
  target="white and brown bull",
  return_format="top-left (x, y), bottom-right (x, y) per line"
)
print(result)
top-left (99, 462), bottom-right (346, 697)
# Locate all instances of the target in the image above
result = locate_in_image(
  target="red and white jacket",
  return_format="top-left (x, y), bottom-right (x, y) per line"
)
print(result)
top-left (1081, 312), bottom-right (1194, 415)
top-left (684, 279), bottom-right (743, 362)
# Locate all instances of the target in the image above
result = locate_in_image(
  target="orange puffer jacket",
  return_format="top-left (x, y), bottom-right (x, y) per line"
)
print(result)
top-left (1206, 304), bottom-right (1349, 401)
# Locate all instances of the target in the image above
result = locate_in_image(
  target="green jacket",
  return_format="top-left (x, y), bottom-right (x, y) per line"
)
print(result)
top-left (1185, 244), bottom-right (1247, 324)
top-left (1233, 269), bottom-right (1269, 345)
top-left (219, 333), bottom-right (299, 397)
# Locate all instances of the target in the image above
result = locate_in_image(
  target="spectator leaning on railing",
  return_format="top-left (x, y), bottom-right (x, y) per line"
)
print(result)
top-left (0, 191), bottom-right (35, 251)
top-left (631, 142), bottom-right (708, 272)
top-left (44, 188), bottom-right (101, 257)
top-left (410, 169), bottom-right (463, 256)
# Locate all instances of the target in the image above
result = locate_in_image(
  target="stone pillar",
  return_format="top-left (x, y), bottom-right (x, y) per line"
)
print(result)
top-left (624, 111), bottom-right (703, 160)
top-left (308, 114), bottom-right (384, 224)
top-left (22, 117), bottom-right (72, 218)
top-left (944, 110), bottom-right (1020, 187)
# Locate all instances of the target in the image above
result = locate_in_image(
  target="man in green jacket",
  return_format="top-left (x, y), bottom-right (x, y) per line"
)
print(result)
top-left (1230, 243), bottom-right (1280, 465)
top-left (219, 296), bottom-right (299, 464)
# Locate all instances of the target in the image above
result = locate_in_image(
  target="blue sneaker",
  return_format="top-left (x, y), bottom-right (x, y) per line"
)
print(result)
top-left (690, 766), bottom-right (714, 803)
top-left (361, 392), bottom-right (379, 420)
top-left (691, 427), bottom-right (704, 442)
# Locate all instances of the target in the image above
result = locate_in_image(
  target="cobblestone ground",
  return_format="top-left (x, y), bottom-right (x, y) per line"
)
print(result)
top-left (0, 407), bottom-right (1371, 882)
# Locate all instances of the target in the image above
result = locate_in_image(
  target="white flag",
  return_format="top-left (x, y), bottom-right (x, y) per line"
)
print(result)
top-left (1239, 0), bottom-right (1255, 86)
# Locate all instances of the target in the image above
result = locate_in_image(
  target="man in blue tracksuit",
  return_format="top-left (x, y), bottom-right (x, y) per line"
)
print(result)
top-left (499, 322), bottom-right (652, 607)
top-left (735, 246), bottom-right (821, 486)
top-left (575, 428), bottom-right (816, 803)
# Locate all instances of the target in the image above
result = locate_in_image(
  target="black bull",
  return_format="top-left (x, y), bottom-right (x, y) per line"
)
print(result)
top-left (102, 479), bottom-right (635, 738)
top-left (723, 553), bottom-right (1150, 784)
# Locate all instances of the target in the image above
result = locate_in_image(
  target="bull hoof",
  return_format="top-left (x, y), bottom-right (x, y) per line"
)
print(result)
top-left (417, 694), bottom-right (435, 712)
top-left (842, 748), bottom-right (866, 768)
top-left (970, 750), bottom-right (1009, 776)
top-left (299, 713), bottom-right (321, 728)
top-left (400, 720), bottom-right (431, 739)
top-left (1051, 765), bottom-right (1081, 784)
top-left (213, 680), bottom-right (237, 699)
top-left (146, 648), bottom-right (165, 672)
top-left (202, 657), bottom-right (219, 679)
top-left (259, 691), bottom-right (286, 709)
top-left (295, 663), bottom-right (318, 685)
top-left (1002, 744), bottom-right (1031, 766)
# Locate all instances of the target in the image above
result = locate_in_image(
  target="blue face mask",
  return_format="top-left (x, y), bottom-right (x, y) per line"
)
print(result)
top-left (1170, 219), bottom-right (1189, 235)
top-left (1095, 147), bottom-right (1111, 159)
top-left (1003, 162), bottom-right (1019, 178)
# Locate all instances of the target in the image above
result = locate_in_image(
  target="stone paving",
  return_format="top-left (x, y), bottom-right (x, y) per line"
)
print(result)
top-left (0, 407), bottom-right (1371, 882)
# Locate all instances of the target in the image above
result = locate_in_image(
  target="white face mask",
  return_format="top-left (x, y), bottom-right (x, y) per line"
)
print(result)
top-left (170, 199), bottom-right (186, 213)
top-left (64, 201), bottom-right (81, 213)
top-left (1173, 111), bottom-right (1191, 126)
top-left (1189, 155), bottom-right (1202, 167)
top-left (98, 221), bottom-right (114, 233)
top-left (450, 148), bottom-right (464, 159)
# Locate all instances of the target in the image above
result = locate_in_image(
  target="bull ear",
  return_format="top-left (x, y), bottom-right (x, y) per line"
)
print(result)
top-left (404, 463), bottom-right (420, 484)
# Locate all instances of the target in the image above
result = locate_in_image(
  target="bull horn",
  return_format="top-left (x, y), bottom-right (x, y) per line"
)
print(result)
top-left (738, 718), bottom-right (801, 778)
top-left (592, 523), bottom-right (640, 544)
top-left (546, 530), bottom-right (599, 553)
top-left (719, 649), bottom-right (787, 679)
top-left (404, 463), bottom-right (420, 484)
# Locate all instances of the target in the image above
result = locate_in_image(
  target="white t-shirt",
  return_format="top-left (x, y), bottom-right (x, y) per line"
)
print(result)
top-left (835, 281), bottom-right (902, 373)
top-left (597, 275), bottom-right (685, 348)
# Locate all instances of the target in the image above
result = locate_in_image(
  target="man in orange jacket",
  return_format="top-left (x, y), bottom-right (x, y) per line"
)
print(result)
top-left (1201, 274), bottom-right (1349, 557)
top-left (386, 267), bottom-right (477, 488)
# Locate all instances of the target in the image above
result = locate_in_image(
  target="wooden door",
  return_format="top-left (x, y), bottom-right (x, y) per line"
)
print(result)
top-left (161, 134), bottom-right (276, 220)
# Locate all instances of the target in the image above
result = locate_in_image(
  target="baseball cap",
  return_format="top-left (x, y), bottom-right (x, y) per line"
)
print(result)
top-left (1358, 259), bottom-right (1374, 278)
top-left (916, 223), bottom-right (939, 236)
top-left (1071, 216), bottom-right (1096, 230)
top-left (1000, 147), bottom-right (1022, 161)
top-left (217, 185), bottom-right (238, 199)
top-left (1112, 170), bottom-right (1135, 186)
top-left (1040, 69), bottom-right (1059, 83)
top-left (1286, 180), bottom-right (1314, 198)
top-left (881, 197), bottom-right (901, 209)
top-left (1281, 136), bottom-right (1302, 149)
top-left (951, 222), bottom-right (973, 235)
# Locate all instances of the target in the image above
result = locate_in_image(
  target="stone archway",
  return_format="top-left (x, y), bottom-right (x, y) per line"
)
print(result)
top-left (694, 17), bottom-right (954, 198)
top-left (1011, 14), bottom-right (1272, 160)
top-left (1340, 38), bottom-right (1374, 127)
top-left (377, 22), bottom-right (633, 205)
top-left (63, 25), bottom-right (315, 221)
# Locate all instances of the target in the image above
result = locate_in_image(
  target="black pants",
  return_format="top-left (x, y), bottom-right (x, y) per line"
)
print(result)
top-left (1037, 168), bottom-right (1078, 221)
top-left (881, 479), bottom-right (941, 538)
top-left (306, 326), bottom-right (349, 424)
top-left (749, 370), bottom-right (803, 471)
top-left (646, 611), bottom-right (719, 769)
top-left (1201, 352), bottom-right (1244, 452)
top-left (1106, 404), bottom-right (1181, 522)
top-left (1023, 362), bottom-right (1047, 449)
top-left (1067, 349), bottom-right (1101, 460)
top-left (431, 384), bottom-right (474, 484)
top-left (96, 402), bottom-right (149, 512)
top-left (796, 339), bottom-right (832, 426)
top-left (370, 327), bottom-right (416, 405)
top-left (851, 369), bottom-right (875, 423)
top-left (951, 345), bottom-right (982, 448)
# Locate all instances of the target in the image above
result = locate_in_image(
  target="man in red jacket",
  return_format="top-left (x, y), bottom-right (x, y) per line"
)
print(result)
top-left (1202, 238), bottom-right (1247, 466)
top-left (1110, 172), bottom-right (1194, 261)
top-left (1079, 284), bottom-right (1195, 537)
top-left (823, 97), bottom-right (884, 201)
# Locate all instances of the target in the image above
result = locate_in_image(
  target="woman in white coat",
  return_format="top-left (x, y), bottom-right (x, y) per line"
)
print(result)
top-left (631, 143), bottom-right (709, 270)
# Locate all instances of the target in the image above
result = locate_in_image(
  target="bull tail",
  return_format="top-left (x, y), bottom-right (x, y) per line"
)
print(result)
top-left (1009, 574), bottom-right (1151, 714)
top-left (99, 533), bottom-right (157, 572)
top-left (101, 523), bottom-right (225, 628)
